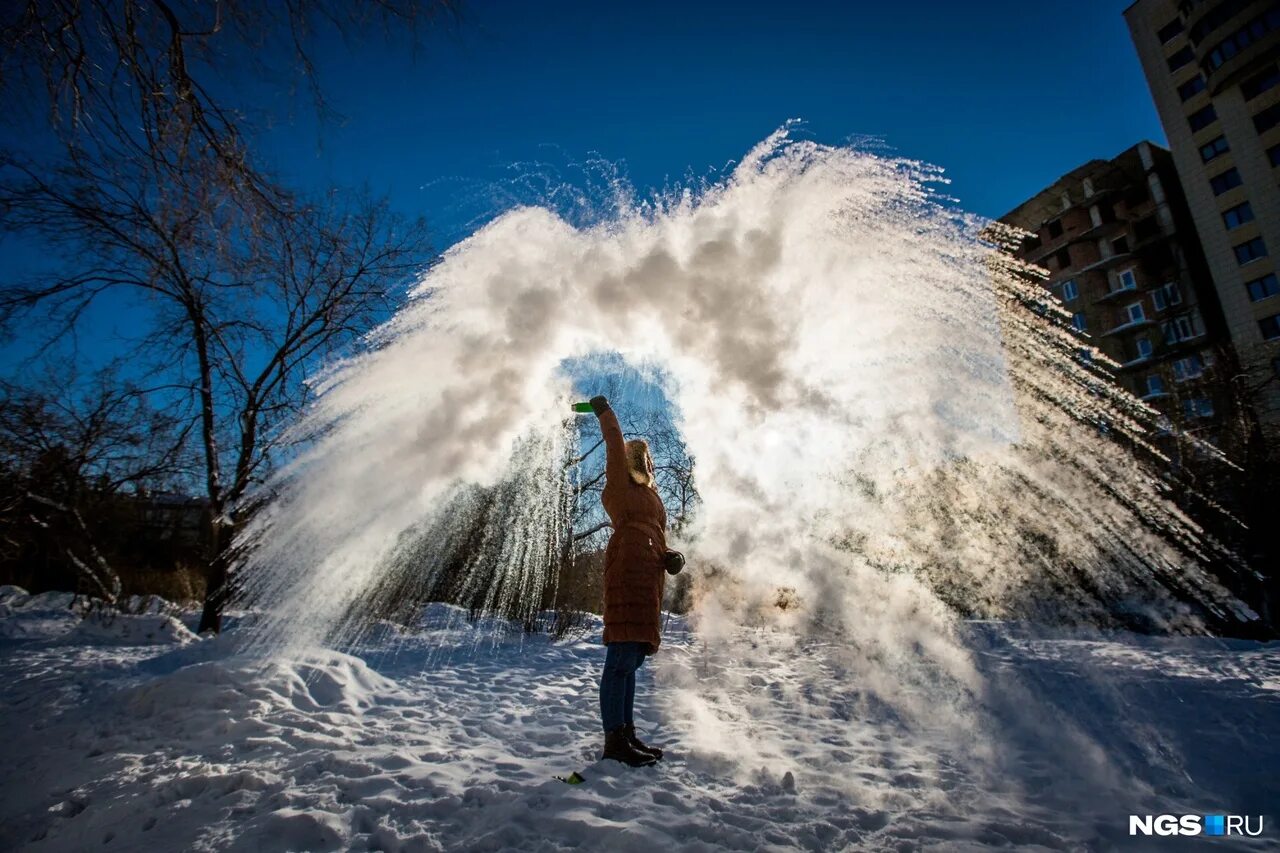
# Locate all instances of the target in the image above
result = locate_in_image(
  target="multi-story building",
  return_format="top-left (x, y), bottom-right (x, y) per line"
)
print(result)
top-left (1125, 0), bottom-right (1280, 430)
top-left (1000, 142), bottom-right (1234, 437)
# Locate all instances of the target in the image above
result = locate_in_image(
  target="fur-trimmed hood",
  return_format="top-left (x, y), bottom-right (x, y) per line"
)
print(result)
top-left (625, 439), bottom-right (655, 488)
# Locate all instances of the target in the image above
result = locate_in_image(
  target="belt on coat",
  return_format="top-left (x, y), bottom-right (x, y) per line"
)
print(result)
top-left (614, 521), bottom-right (664, 550)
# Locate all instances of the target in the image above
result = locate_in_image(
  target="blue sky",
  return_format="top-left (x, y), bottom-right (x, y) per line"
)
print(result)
top-left (2, 0), bottom-right (1163, 371)
top-left (258, 0), bottom-right (1164, 231)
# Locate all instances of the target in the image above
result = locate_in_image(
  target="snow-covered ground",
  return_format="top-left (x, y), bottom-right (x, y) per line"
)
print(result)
top-left (0, 590), bottom-right (1276, 852)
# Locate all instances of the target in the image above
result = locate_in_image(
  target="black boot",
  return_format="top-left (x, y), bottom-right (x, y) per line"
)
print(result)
top-left (602, 726), bottom-right (657, 767)
top-left (624, 723), bottom-right (663, 761)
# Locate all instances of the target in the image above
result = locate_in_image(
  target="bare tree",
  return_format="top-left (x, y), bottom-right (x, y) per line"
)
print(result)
top-left (0, 2), bottom-right (458, 190)
top-left (0, 1), bottom-right (447, 630)
top-left (642, 413), bottom-right (699, 534)
top-left (1, 162), bottom-right (430, 629)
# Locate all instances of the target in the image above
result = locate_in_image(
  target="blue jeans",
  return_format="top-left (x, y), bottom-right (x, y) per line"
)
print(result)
top-left (600, 641), bottom-right (647, 732)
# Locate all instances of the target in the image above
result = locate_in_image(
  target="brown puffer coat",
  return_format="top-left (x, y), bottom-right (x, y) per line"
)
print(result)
top-left (597, 407), bottom-right (667, 653)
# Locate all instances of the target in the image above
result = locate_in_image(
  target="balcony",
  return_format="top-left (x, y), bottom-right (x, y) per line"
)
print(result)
top-left (1075, 251), bottom-right (1134, 275)
top-left (1164, 331), bottom-right (1208, 349)
top-left (1102, 317), bottom-right (1154, 338)
top-left (1074, 218), bottom-right (1128, 244)
top-left (1024, 237), bottom-right (1071, 267)
top-left (1094, 285), bottom-right (1141, 305)
top-left (1117, 354), bottom-right (1155, 371)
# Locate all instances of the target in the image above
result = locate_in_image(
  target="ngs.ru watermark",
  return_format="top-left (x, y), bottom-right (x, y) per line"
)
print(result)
top-left (1130, 815), bottom-right (1265, 837)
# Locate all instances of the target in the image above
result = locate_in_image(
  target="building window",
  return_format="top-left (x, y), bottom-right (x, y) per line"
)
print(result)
top-left (1126, 302), bottom-right (1147, 324)
top-left (1146, 374), bottom-right (1166, 396)
top-left (1152, 282), bottom-right (1183, 310)
top-left (1047, 219), bottom-right (1064, 238)
top-left (1168, 45), bottom-right (1195, 72)
top-left (1257, 313), bottom-right (1280, 340)
top-left (1204, 8), bottom-right (1280, 71)
top-left (1270, 144), bottom-right (1280, 166)
top-left (1112, 236), bottom-right (1131, 255)
top-left (1118, 268), bottom-right (1138, 290)
top-left (1061, 279), bottom-right (1079, 301)
top-left (1222, 201), bottom-right (1254, 229)
top-left (1187, 104), bottom-right (1218, 131)
top-left (1273, 356), bottom-right (1280, 378)
top-left (1242, 63), bottom-right (1280, 99)
top-left (1158, 18), bottom-right (1184, 42)
top-left (1254, 102), bottom-right (1280, 135)
top-left (1234, 236), bottom-right (1268, 264)
top-left (1210, 167), bottom-right (1243, 195)
top-left (1072, 313), bottom-right (1088, 332)
top-left (1172, 354), bottom-right (1204, 381)
top-left (1023, 233), bottom-right (1042, 252)
top-left (1163, 312), bottom-right (1203, 344)
top-left (1199, 135), bottom-right (1230, 162)
top-left (1055, 248), bottom-right (1071, 269)
top-left (1177, 75), bottom-right (1207, 100)
top-left (1183, 397), bottom-right (1214, 419)
top-left (1246, 272), bottom-right (1279, 301)
top-left (1137, 338), bottom-right (1154, 359)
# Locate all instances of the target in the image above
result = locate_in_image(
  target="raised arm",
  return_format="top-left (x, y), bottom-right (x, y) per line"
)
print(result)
top-left (590, 395), bottom-right (629, 487)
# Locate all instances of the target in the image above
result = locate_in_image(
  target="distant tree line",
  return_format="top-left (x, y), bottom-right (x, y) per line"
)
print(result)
top-left (0, 370), bottom-right (204, 602)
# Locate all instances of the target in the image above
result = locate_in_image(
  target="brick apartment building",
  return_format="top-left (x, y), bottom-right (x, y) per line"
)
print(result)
top-left (1000, 141), bottom-right (1235, 439)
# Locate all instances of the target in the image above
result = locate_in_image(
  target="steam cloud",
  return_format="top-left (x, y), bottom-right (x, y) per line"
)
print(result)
top-left (239, 128), bottom-right (1248, 744)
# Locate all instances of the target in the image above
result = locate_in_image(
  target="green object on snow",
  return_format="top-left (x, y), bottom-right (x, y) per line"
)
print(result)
top-left (571, 401), bottom-right (594, 413)
top-left (555, 771), bottom-right (586, 784)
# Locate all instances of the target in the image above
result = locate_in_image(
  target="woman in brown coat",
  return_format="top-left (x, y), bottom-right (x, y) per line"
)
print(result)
top-left (587, 395), bottom-right (684, 767)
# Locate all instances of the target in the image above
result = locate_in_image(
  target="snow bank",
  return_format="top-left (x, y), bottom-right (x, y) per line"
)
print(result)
top-left (0, 644), bottom-right (405, 852)
top-left (0, 587), bottom-right (200, 645)
top-left (0, 611), bottom-right (80, 641)
top-left (19, 590), bottom-right (80, 611)
top-left (0, 587), bottom-right (85, 640)
top-left (124, 649), bottom-right (397, 718)
top-left (0, 584), bottom-right (32, 607)
top-left (119, 593), bottom-right (178, 615)
top-left (65, 608), bottom-right (198, 646)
